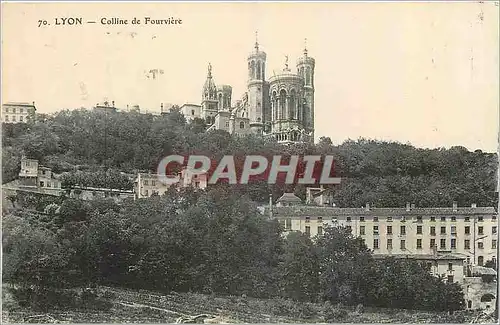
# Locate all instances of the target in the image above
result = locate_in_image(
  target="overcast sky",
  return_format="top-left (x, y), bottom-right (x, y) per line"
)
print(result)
top-left (2, 2), bottom-right (499, 152)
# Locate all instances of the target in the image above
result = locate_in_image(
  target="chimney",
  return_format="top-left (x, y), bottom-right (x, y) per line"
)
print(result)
top-left (112, 100), bottom-right (115, 107)
top-left (453, 201), bottom-right (458, 212)
top-left (365, 203), bottom-right (370, 211)
top-left (406, 202), bottom-right (411, 211)
top-left (471, 203), bottom-right (477, 208)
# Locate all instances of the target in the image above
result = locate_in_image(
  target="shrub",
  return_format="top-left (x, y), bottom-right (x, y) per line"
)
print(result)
top-left (355, 303), bottom-right (364, 314)
top-left (324, 302), bottom-right (349, 322)
top-left (270, 298), bottom-right (297, 317)
top-left (298, 302), bottom-right (317, 319)
top-left (7, 286), bottom-right (113, 312)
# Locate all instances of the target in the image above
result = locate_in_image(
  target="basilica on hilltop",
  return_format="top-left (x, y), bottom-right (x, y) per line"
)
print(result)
top-left (180, 35), bottom-right (315, 144)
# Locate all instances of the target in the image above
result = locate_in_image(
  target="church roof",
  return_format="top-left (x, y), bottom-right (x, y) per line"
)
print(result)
top-left (202, 63), bottom-right (217, 100)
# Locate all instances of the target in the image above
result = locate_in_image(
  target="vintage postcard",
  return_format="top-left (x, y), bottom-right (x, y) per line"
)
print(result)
top-left (1, 1), bottom-right (499, 324)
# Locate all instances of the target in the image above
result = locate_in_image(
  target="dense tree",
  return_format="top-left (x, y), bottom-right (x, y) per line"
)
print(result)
top-left (279, 231), bottom-right (320, 302)
top-left (3, 190), bottom-right (466, 312)
top-left (2, 109), bottom-right (497, 207)
top-left (367, 257), bottom-right (464, 311)
top-left (316, 226), bottom-right (376, 305)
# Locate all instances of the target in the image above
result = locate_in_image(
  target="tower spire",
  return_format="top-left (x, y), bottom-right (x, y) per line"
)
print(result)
top-left (255, 31), bottom-right (259, 51)
top-left (303, 38), bottom-right (308, 56)
top-left (207, 62), bottom-right (212, 77)
top-left (284, 55), bottom-right (289, 71)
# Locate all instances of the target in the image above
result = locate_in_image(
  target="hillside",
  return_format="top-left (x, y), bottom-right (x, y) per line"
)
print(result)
top-left (2, 107), bottom-right (498, 207)
top-left (2, 285), bottom-right (493, 324)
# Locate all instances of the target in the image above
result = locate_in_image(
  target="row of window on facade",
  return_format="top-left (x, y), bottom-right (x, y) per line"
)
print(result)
top-left (303, 215), bottom-right (496, 223)
top-left (3, 115), bottom-right (24, 122)
top-left (359, 236), bottom-right (495, 252)
top-left (281, 221), bottom-right (497, 249)
top-left (300, 226), bottom-right (496, 250)
top-left (357, 215), bottom-right (496, 222)
top-left (357, 225), bottom-right (497, 236)
top-left (142, 175), bottom-right (201, 186)
top-left (303, 216), bottom-right (496, 230)
top-left (248, 60), bottom-right (266, 80)
top-left (142, 182), bottom-right (202, 194)
top-left (4, 107), bottom-right (27, 113)
top-left (39, 181), bottom-right (56, 188)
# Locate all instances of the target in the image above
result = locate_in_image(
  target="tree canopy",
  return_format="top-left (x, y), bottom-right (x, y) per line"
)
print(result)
top-left (2, 108), bottom-right (497, 208)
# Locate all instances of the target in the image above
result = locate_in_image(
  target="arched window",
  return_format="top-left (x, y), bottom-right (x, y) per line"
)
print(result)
top-left (206, 116), bottom-right (210, 124)
top-left (250, 61), bottom-right (255, 79)
top-left (240, 121), bottom-right (245, 129)
top-left (300, 67), bottom-right (304, 78)
top-left (478, 256), bottom-right (484, 266)
top-left (279, 89), bottom-right (287, 120)
top-left (257, 117), bottom-right (261, 122)
top-left (289, 89), bottom-right (296, 119)
top-left (302, 98), bottom-right (308, 122)
top-left (262, 62), bottom-right (265, 79)
top-left (256, 61), bottom-right (261, 79)
top-left (481, 294), bottom-right (495, 302)
top-left (271, 91), bottom-right (277, 120)
top-left (305, 67), bottom-right (311, 85)
top-left (218, 93), bottom-right (223, 109)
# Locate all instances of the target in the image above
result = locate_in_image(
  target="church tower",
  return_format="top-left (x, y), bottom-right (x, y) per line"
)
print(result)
top-left (296, 40), bottom-right (315, 140)
top-left (246, 32), bottom-right (267, 135)
top-left (201, 63), bottom-right (219, 126)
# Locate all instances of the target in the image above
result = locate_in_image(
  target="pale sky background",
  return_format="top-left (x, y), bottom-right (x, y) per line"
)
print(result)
top-left (1, 2), bottom-right (499, 152)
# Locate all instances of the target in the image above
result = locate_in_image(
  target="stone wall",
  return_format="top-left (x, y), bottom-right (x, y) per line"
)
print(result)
top-left (463, 276), bottom-right (496, 312)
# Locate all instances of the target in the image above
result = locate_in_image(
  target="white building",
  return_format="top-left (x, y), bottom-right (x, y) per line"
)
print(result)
top-left (134, 168), bottom-right (208, 199)
top-left (2, 102), bottom-right (36, 123)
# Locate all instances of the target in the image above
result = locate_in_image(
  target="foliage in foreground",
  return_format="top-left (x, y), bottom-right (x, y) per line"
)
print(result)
top-left (3, 187), bottom-right (464, 313)
top-left (2, 285), bottom-right (477, 324)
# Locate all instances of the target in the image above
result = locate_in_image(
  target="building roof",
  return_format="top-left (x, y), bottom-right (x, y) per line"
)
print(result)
top-left (265, 205), bottom-right (497, 217)
top-left (277, 193), bottom-right (302, 203)
top-left (180, 103), bottom-right (202, 108)
top-left (373, 253), bottom-right (467, 261)
top-left (472, 266), bottom-right (497, 276)
top-left (3, 102), bottom-right (36, 107)
top-left (21, 157), bottom-right (38, 162)
top-left (70, 186), bottom-right (134, 194)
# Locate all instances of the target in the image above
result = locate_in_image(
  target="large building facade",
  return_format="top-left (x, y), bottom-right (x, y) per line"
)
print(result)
top-left (181, 36), bottom-right (315, 144)
top-left (267, 194), bottom-right (498, 268)
top-left (266, 192), bottom-right (498, 311)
